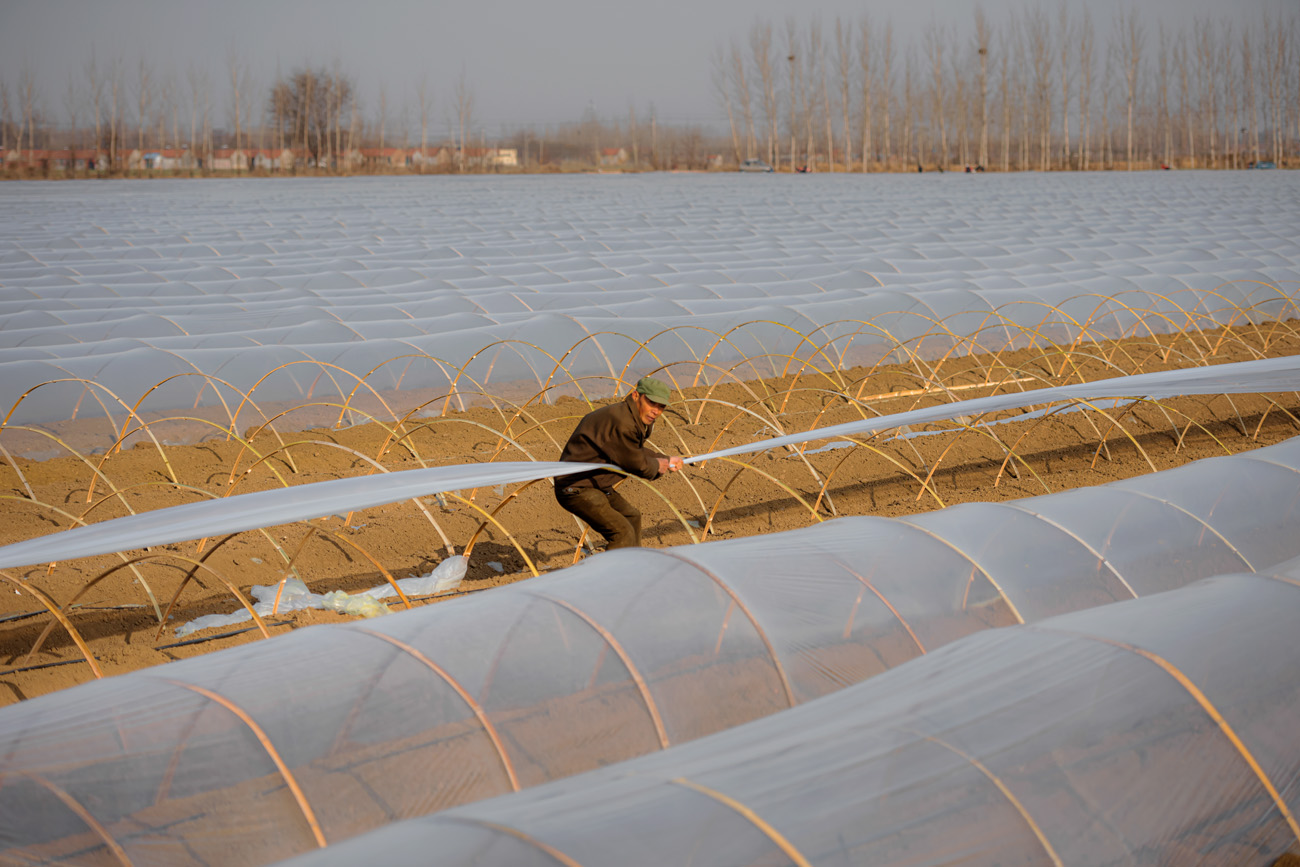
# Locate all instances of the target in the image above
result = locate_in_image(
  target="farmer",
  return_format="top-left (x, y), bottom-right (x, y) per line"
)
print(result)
top-left (554, 375), bottom-right (684, 549)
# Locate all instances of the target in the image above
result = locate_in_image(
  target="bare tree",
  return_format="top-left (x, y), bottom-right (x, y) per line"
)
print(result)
top-left (924, 20), bottom-right (949, 168)
top-left (1226, 26), bottom-right (1243, 168)
top-left (416, 72), bottom-right (431, 164)
top-left (835, 17), bottom-right (853, 169)
top-left (949, 39), bottom-right (969, 167)
top-left (1264, 12), bottom-right (1287, 164)
top-left (628, 101), bottom-right (639, 166)
top-left (1000, 28), bottom-right (1012, 171)
top-left (1214, 23), bottom-right (1233, 168)
top-left (1079, 8), bottom-right (1095, 170)
top-left (329, 58), bottom-right (346, 167)
top-left (1278, 14), bottom-right (1294, 165)
top-left (167, 71), bottom-right (181, 166)
top-left (805, 16), bottom-right (827, 169)
top-left (1242, 24), bottom-right (1258, 166)
top-left (398, 94), bottom-right (411, 151)
top-left (1102, 34), bottom-right (1116, 167)
top-left (268, 66), bottom-right (354, 168)
top-left (63, 71), bottom-right (81, 171)
top-left (159, 74), bottom-right (174, 162)
top-left (730, 39), bottom-right (756, 158)
top-left (135, 56), bottom-right (152, 158)
top-left (975, 6), bottom-right (991, 169)
top-left (858, 16), bottom-right (874, 171)
top-left (952, 35), bottom-right (972, 167)
top-left (1116, 6), bottom-right (1144, 169)
top-left (904, 47), bottom-right (919, 168)
top-left (1157, 25), bottom-right (1173, 167)
top-left (453, 64), bottom-right (474, 172)
top-left (1174, 27), bottom-right (1193, 168)
top-left (269, 59), bottom-right (285, 158)
top-left (19, 59), bottom-right (37, 157)
top-left (0, 79), bottom-right (10, 153)
top-left (346, 91), bottom-right (358, 160)
top-left (1026, 5), bottom-right (1052, 170)
top-left (1013, 18), bottom-right (1031, 169)
top-left (1057, 2), bottom-right (1075, 167)
top-left (227, 46), bottom-right (248, 168)
top-left (649, 101), bottom-right (658, 169)
top-left (187, 63), bottom-right (208, 170)
top-left (712, 42), bottom-right (741, 162)
top-left (750, 17), bottom-right (779, 166)
top-left (376, 81), bottom-right (388, 152)
top-left (1194, 18), bottom-right (1218, 167)
top-left (201, 67), bottom-right (213, 169)
top-left (880, 21), bottom-right (895, 168)
top-left (84, 48), bottom-right (104, 167)
top-left (784, 16), bottom-right (799, 170)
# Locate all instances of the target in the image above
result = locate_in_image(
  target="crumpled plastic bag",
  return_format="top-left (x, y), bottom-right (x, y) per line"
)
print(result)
top-left (322, 590), bottom-right (391, 618)
top-left (368, 554), bottom-right (467, 599)
top-left (175, 555), bottom-right (469, 636)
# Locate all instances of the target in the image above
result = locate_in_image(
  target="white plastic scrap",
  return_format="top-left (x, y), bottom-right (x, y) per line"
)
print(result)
top-left (174, 555), bottom-right (468, 637)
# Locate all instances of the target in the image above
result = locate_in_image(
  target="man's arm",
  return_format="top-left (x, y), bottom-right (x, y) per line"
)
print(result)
top-left (602, 422), bottom-right (664, 479)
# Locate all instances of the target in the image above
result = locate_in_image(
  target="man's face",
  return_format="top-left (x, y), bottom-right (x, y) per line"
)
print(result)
top-left (635, 392), bottom-right (666, 425)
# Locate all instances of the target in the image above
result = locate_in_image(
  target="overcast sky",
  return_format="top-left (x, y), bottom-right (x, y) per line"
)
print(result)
top-left (0, 0), bottom-right (1290, 138)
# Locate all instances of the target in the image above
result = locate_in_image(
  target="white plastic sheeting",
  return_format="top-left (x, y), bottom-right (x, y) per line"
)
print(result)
top-left (3, 172), bottom-right (1298, 426)
top-left (1, 354), bottom-right (1296, 572)
top-left (279, 565), bottom-right (1300, 867)
top-left (0, 461), bottom-right (601, 570)
top-left (0, 436), bottom-right (1298, 865)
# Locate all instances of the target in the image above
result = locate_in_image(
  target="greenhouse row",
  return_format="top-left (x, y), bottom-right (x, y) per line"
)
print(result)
top-left (280, 564), bottom-right (1300, 867)
top-left (2, 173), bottom-right (1297, 430)
top-left (0, 434), bottom-right (1297, 865)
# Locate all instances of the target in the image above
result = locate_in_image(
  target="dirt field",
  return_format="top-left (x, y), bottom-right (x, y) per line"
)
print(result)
top-left (1, 324), bottom-right (1297, 705)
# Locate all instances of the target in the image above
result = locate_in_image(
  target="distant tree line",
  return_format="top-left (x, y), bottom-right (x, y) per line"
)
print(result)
top-left (717, 6), bottom-right (1298, 171)
top-left (1, 5), bottom-right (1295, 176)
top-left (0, 47), bottom-right (723, 175)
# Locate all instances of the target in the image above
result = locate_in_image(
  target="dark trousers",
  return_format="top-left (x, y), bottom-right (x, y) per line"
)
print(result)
top-left (555, 485), bottom-right (642, 549)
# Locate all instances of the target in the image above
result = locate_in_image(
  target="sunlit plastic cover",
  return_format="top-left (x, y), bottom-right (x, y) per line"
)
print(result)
top-left (280, 565), bottom-right (1300, 867)
top-left (0, 437), bottom-right (1298, 865)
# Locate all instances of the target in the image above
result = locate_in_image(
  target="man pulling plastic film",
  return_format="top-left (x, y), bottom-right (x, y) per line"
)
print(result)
top-left (553, 376), bottom-right (684, 549)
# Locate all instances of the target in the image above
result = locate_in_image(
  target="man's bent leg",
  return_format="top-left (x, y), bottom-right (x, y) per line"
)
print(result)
top-left (603, 489), bottom-right (642, 548)
top-left (556, 486), bottom-right (639, 549)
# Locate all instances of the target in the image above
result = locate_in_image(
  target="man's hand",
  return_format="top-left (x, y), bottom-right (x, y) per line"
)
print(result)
top-left (658, 456), bottom-right (684, 473)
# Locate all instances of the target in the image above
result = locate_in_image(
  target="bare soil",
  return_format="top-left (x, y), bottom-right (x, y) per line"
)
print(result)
top-left (1, 325), bottom-right (1297, 705)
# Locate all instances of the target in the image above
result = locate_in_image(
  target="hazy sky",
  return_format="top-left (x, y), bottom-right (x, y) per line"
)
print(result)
top-left (0, 0), bottom-right (1290, 137)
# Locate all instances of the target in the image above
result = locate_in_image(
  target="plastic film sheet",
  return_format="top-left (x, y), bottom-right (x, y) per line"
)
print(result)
top-left (1, 437), bottom-right (1299, 865)
top-left (1, 354), bottom-right (1296, 572)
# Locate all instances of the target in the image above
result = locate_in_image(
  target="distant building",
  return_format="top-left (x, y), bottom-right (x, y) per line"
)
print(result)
top-left (142, 148), bottom-right (197, 170)
top-left (209, 148), bottom-right (251, 171)
top-left (410, 147), bottom-right (452, 167)
top-left (2, 147), bottom-right (104, 171)
top-left (359, 147), bottom-right (409, 168)
top-left (600, 147), bottom-right (628, 166)
top-left (458, 147), bottom-right (518, 168)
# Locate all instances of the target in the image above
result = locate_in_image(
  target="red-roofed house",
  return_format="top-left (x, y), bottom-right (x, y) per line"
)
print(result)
top-left (600, 147), bottom-right (628, 166)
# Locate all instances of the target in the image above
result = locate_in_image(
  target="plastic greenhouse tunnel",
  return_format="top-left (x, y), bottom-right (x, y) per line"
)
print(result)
top-left (0, 431), bottom-right (1298, 866)
top-left (274, 561), bottom-right (1300, 867)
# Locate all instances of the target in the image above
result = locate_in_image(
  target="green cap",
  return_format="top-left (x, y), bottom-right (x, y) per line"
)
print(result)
top-left (635, 376), bottom-right (672, 406)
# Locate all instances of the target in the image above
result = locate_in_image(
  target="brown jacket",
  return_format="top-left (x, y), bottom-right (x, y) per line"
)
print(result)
top-left (555, 393), bottom-right (667, 492)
